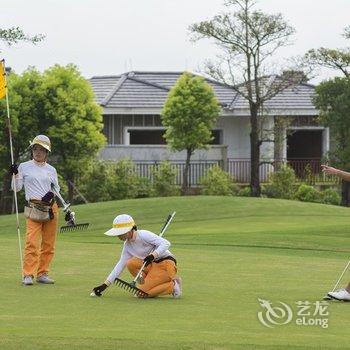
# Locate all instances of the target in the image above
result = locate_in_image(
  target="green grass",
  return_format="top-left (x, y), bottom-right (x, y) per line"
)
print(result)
top-left (1, 196), bottom-right (350, 349)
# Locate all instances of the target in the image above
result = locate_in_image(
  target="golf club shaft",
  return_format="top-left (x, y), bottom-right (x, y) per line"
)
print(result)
top-left (331, 259), bottom-right (350, 292)
top-left (51, 183), bottom-right (70, 211)
top-left (4, 60), bottom-right (23, 273)
top-left (133, 211), bottom-right (176, 284)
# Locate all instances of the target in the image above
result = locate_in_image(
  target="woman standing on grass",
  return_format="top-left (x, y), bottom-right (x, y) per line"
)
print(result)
top-left (11, 135), bottom-right (60, 286)
top-left (322, 164), bottom-right (350, 301)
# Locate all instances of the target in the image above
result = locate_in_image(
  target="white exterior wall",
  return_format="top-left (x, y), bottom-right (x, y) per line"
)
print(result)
top-left (217, 115), bottom-right (275, 160)
top-left (217, 116), bottom-right (250, 159)
top-left (99, 145), bottom-right (227, 162)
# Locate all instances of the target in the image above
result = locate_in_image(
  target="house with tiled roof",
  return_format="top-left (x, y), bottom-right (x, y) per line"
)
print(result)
top-left (89, 71), bottom-right (327, 183)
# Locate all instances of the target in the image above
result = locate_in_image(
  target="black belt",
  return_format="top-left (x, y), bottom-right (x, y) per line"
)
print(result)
top-left (155, 256), bottom-right (177, 265)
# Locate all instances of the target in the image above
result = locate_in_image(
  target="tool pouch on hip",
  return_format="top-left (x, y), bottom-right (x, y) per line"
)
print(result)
top-left (24, 201), bottom-right (52, 222)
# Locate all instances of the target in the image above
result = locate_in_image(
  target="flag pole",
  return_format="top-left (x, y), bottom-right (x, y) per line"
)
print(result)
top-left (2, 59), bottom-right (23, 274)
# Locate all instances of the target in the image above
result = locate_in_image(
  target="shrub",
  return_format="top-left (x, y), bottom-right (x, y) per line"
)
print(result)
top-left (321, 188), bottom-right (341, 205)
top-left (152, 161), bottom-right (180, 197)
top-left (295, 184), bottom-right (322, 203)
top-left (110, 158), bottom-right (141, 200)
top-left (135, 177), bottom-right (154, 198)
top-left (264, 165), bottom-right (297, 199)
top-left (200, 165), bottom-right (238, 196)
top-left (78, 161), bottom-right (115, 202)
top-left (79, 159), bottom-right (156, 202)
top-left (238, 186), bottom-right (251, 197)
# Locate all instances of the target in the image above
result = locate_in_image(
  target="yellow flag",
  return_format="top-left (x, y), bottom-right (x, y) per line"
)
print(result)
top-left (0, 60), bottom-right (7, 99)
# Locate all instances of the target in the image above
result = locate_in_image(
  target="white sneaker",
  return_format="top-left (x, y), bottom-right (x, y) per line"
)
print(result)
top-left (36, 274), bottom-right (55, 284)
top-left (22, 275), bottom-right (33, 286)
top-left (172, 277), bottom-right (182, 298)
top-left (327, 288), bottom-right (350, 301)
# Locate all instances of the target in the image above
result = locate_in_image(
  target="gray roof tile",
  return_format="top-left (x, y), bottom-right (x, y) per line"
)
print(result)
top-left (230, 83), bottom-right (316, 111)
top-left (89, 71), bottom-right (317, 114)
top-left (90, 71), bottom-right (236, 109)
top-left (89, 75), bottom-right (121, 104)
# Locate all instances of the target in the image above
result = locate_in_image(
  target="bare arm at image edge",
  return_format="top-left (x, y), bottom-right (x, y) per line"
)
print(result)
top-left (321, 165), bottom-right (350, 182)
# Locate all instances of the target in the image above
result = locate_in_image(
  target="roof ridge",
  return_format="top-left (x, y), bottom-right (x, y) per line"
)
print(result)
top-left (90, 75), bottom-right (121, 79)
top-left (128, 75), bottom-right (170, 91)
top-left (101, 74), bottom-right (128, 106)
top-left (129, 71), bottom-right (185, 75)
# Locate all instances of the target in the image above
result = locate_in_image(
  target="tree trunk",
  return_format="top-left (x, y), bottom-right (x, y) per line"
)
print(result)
top-left (250, 104), bottom-right (261, 197)
top-left (341, 180), bottom-right (350, 206)
top-left (0, 171), bottom-right (14, 214)
top-left (181, 149), bottom-right (192, 195)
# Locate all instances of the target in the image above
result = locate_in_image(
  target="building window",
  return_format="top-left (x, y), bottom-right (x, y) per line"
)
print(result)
top-left (287, 130), bottom-right (322, 159)
top-left (210, 130), bottom-right (222, 145)
top-left (103, 114), bottom-right (165, 145)
top-left (129, 129), bottom-right (166, 145)
top-left (127, 128), bottom-right (222, 145)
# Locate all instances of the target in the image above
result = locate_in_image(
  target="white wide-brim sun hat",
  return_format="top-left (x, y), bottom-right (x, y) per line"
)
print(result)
top-left (104, 214), bottom-right (135, 236)
top-left (30, 134), bottom-right (51, 152)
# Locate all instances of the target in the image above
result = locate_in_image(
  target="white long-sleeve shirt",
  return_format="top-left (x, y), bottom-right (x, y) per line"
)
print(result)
top-left (106, 229), bottom-right (174, 284)
top-left (11, 160), bottom-right (60, 201)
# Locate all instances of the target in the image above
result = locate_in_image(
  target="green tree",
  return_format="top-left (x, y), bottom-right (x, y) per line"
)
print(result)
top-left (0, 68), bottom-right (43, 213)
top-left (0, 64), bottom-right (105, 212)
top-left (40, 64), bottom-right (105, 201)
top-left (161, 72), bottom-right (220, 193)
top-left (314, 77), bottom-right (350, 206)
top-left (190, 0), bottom-right (306, 197)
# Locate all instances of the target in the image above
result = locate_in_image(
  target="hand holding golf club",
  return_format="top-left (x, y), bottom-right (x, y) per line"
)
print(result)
top-left (143, 254), bottom-right (155, 267)
top-left (41, 191), bottom-right (54, 204)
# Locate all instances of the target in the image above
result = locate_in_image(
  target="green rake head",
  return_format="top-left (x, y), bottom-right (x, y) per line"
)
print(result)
top-left (59, 222), bottom-right (89, 233)
top-left (114, 278), bottom-right (148, 298)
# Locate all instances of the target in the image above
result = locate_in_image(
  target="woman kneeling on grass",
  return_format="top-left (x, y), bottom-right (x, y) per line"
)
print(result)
top-left (322, 164), bottom-right (350, 301)
top-left (92, 214), bottom-right (182, 298)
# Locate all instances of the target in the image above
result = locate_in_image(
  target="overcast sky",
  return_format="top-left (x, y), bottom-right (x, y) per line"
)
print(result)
top-left (1, 0), bottom-right (349, 84)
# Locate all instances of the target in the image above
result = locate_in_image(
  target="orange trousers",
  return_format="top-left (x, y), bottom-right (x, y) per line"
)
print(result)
top-left (23, 203), bottom-right (58, 277)
top-left (126, 257), bottom-right (177, 297)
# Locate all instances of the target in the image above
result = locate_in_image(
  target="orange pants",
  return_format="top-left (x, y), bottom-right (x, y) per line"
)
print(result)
top-left (126, 257), bottom-right (177, 297)
top-left (23, 203), bottom-right (58, 277)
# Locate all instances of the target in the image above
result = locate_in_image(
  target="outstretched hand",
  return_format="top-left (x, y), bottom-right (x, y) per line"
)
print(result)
top-left (321, 165), bottom-right (339, 176)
